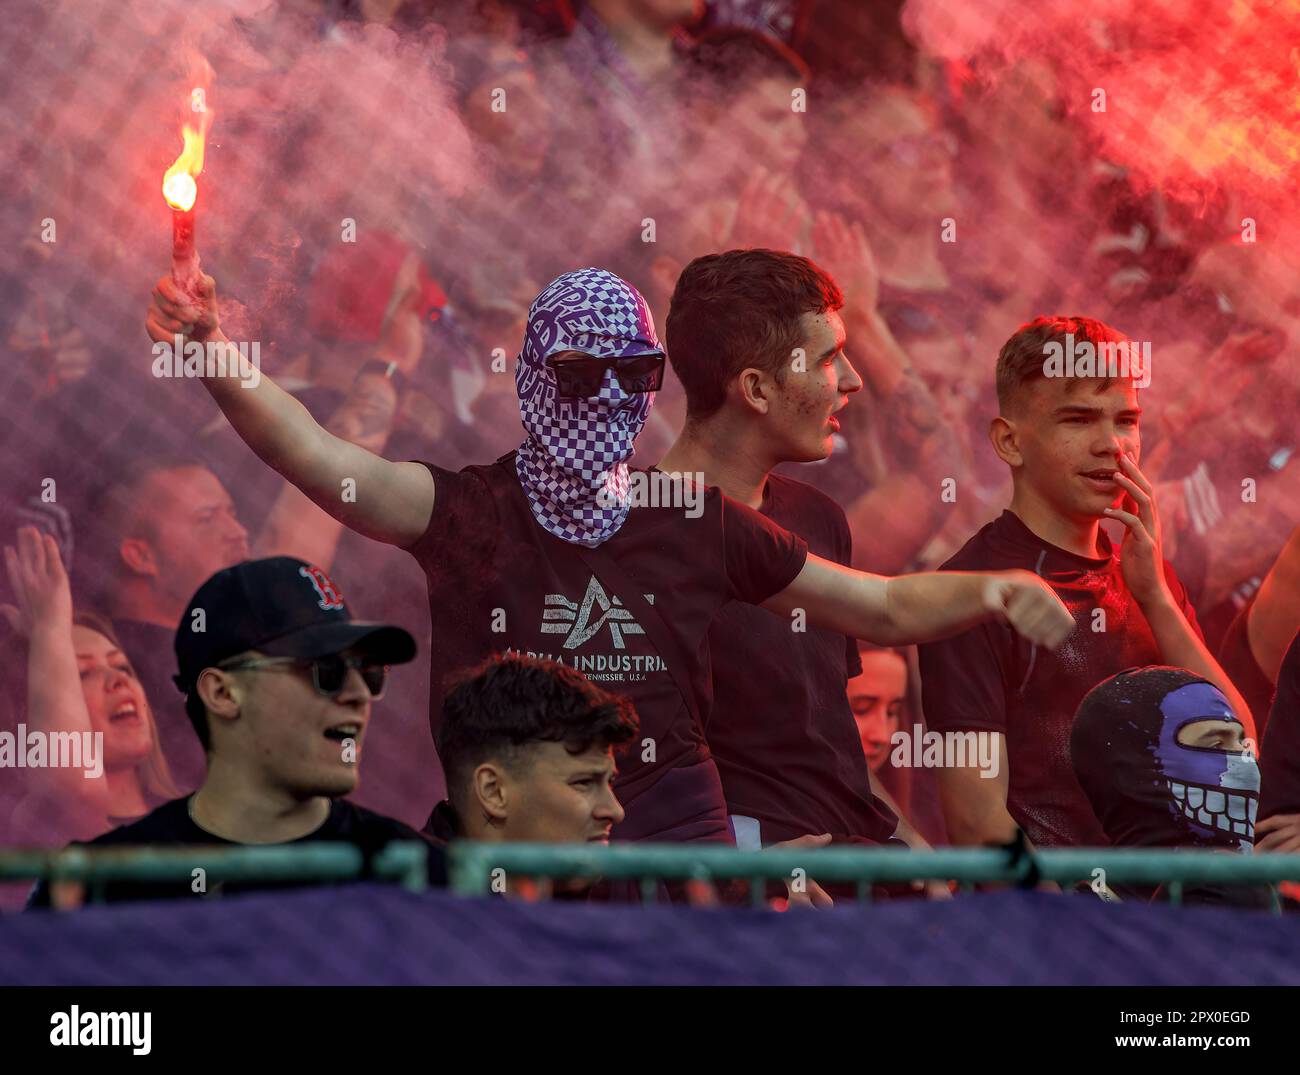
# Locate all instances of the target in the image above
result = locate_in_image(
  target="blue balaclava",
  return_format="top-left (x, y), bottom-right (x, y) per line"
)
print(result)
top-left (514, 268), bottom-right (661, 547)
top-left (1070, 666), bottom-right (1259, 852)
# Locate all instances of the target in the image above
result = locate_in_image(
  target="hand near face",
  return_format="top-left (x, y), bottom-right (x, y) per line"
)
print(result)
top-left (1104, 451), bottom-right (1172, 607)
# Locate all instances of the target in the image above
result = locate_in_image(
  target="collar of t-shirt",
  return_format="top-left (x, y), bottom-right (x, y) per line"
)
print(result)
top-left (424, 800), bottom-right (461, 844)
top-left (995, 509), bottom-right (1114, 576)
top-left (644, 466), bottom-right (776, 516)
top-left (181, 796), bottom-right (342, 844)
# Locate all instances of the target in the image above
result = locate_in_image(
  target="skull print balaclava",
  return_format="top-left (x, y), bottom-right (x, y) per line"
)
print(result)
top-left (514, 268), bottom-right (661, 547)
top-left (1070, 666), bottom-right (1259, 852)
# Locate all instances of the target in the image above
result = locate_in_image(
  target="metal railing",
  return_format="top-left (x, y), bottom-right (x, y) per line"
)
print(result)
top-left (3, 842), bottom-right (1297, 912)
top-left (447, 843), bottom-right (1300, 912)
top-left (0, 842), bottom-right (429, 904)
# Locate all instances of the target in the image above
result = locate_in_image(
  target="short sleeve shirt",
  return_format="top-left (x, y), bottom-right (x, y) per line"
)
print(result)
top-left (918, 510), bottom-right (1203, 848)
top-left (405, 453), bottom-right (809, 842)
top-left (705, 474), bottom-right (897, 844)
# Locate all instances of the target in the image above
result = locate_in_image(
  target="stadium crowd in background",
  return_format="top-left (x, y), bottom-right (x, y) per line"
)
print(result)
top-left (1, 0), bottom-right (1297, 912)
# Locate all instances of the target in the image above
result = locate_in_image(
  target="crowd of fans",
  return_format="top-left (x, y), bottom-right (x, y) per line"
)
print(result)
top-left (1, 0), bottom-right (1298, 913)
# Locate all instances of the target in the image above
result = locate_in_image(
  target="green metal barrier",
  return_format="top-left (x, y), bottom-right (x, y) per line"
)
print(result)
top-left (4, 842), bottom-right (1297, 913)
top-left (0, 842), bottom-right (430, 903)
top-left (447, 842), bottom-right (1300, 912)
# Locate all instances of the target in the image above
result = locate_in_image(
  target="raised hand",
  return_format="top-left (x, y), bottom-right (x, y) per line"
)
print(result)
top-left (811, 209), bottom-right (879, 311)
top-left (728, 168), bottom-right (810, 253)
top-left (1, 526), bottom-right (73, 638)
top-left (146, 272), bottom-right (222, 346)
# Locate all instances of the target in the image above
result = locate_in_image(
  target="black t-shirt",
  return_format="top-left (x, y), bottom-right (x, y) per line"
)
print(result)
top-left (918, 510), bottom-right (1204, 848)
top-left (26, 796), bottom-right (445, 907)
top-left (1260, 630), bottom-right (1300, 822)
top-left (112, 618), bottom-right (206, 793)
top-left (424, 799), bottom-right (460, 844)
top-left (705, 473), bottom-right (898, 845)
top-left (404, 452), bottom-right (809, 843)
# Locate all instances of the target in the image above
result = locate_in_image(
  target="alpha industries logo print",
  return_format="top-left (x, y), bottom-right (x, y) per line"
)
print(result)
top-left (542, 575), bottom-right (647, 649)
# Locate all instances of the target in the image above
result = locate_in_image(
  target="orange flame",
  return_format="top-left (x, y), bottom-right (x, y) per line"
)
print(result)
top-left (162, 123), bottom-right (205, 212)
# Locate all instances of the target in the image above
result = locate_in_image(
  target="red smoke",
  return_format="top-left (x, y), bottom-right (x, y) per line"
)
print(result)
top-left (904, 0), bottom-right (1300, 212)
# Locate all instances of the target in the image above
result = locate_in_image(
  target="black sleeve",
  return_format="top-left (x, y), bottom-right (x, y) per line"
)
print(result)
top-left (720, 493), bottom-right (809, 605)
top-left (834, 503), bottom-right (862, 679)
top-left (845, 636), bottom-right (863, 680)
top-left (917, 624), bottom-right (1012, 735)
top-left (401, 461), bottom-right (497, 576)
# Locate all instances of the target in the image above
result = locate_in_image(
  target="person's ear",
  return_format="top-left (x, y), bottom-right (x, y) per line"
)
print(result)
top-left (196, 668), bottom-right (241, 725)
top-left (472, 762), bottom-right (509, 824)
top-left (736, 367), bottom-right (770, 415)
top-left (989, 414), bottom-right (1024, 467)
top-left (118, 537), bottom-right (158, 578)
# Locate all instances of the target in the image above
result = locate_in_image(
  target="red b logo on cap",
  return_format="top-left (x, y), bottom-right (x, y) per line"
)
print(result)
top-left (299, 565), bottom-right (345, 611)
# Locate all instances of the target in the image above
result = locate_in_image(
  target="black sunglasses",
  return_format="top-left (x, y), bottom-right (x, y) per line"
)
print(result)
top-left (217, 654), bottom-right (389, 700)
top-left (545, 351), bottom-right (665, 398)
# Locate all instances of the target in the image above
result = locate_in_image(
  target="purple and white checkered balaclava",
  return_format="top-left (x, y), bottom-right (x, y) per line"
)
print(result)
top-left (514, 268), bottom-right (660, 547)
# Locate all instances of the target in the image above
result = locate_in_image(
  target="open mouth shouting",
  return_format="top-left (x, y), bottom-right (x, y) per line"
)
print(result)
top-left (323, 721), bottom-right (363, 744)
top-left (109, 700), bottom-right (143, 726)
top-left (828, 397), bottom-right (849, 433)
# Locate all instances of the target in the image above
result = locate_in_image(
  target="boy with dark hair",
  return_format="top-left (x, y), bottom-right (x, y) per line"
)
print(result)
top-left (425, 652), bottom-right (637, 844)
top-left (658, 248), bottom-right (931, 855)
top-left (919, 315), bottom-right (1253, 850)
top-left (28, 557), bottom-right (441, 907)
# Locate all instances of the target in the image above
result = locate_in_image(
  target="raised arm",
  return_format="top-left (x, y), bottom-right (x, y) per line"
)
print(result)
top-left (146, 274), bottom-right (434, 548)
top-left (761, 554), bottom-right (1075, 650)
top-left (253, 369), bottom-right (403, 566)
top-left (1, 529), bottom-right (110, 813)
top-left (1245, 523), bottom-right (1300, 685)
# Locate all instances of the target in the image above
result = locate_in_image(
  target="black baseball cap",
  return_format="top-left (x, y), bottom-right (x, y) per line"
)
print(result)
top-left (173, 557), bottom-right (416, 695)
